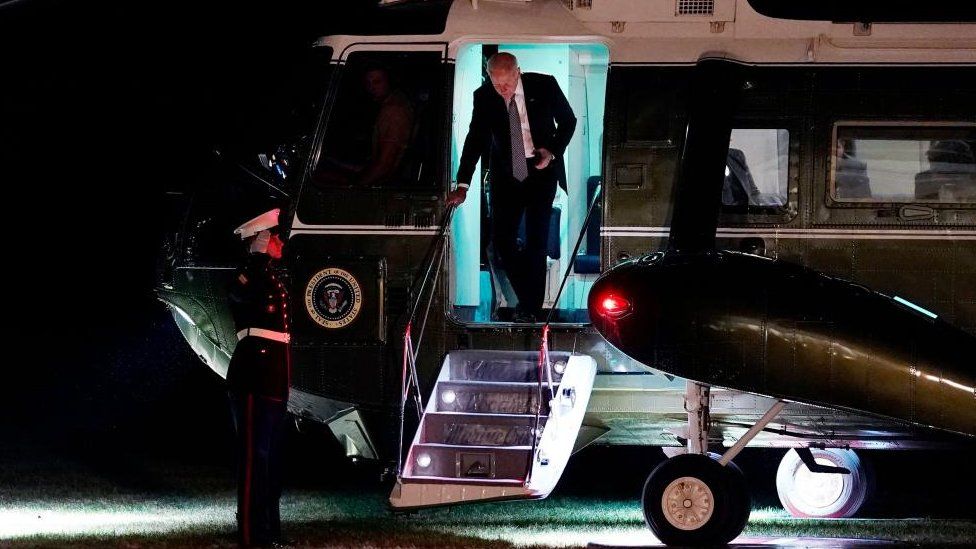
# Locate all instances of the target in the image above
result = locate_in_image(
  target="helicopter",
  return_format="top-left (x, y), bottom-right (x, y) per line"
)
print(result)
top-left (156, 0), bottom-right (976, 544)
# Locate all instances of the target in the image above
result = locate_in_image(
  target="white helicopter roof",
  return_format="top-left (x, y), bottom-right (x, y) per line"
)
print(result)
top-left (316, 0), bottom-right (976, 64)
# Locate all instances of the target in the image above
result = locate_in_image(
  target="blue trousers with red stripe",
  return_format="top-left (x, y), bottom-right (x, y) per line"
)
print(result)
top-left (229, 391), bottom-right (287, 546)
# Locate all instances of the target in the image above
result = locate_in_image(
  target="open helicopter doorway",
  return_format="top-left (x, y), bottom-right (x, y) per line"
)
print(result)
top-left (449, 42), bottom-right (608, 324)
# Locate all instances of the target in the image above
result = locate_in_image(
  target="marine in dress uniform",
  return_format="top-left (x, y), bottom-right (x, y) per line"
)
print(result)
top-left (227, 208), bottom-right (291, 547)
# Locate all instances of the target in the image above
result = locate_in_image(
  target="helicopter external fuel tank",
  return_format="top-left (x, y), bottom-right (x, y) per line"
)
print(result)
top-left (589, 250), bottom-right (976, 437)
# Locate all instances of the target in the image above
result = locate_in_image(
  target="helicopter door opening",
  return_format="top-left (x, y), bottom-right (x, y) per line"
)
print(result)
top-left (449, 43), bottom-right (609, 324)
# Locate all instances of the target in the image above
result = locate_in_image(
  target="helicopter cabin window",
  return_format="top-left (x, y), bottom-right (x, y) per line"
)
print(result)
top-left (449, 43), bottom-right (609, 324)
top-left (831, 123), bottom-right (976, 204)
top-left (721, 128), bottom-right (792, 215)
top-left (307, 51), bottom-right (445, 192)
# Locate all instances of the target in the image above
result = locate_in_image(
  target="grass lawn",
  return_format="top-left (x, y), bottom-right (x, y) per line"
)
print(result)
top-left (2, 441), bottom-right (974, 547)
top-left (3, 485), bottom-right (975, 547)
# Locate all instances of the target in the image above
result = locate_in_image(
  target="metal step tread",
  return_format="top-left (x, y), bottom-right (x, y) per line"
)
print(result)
top-left (450, 350), bottom-right (573, 357)
top-left (447, 353), bottom-right (568, 383)
top-left (439, 380), bottom-right (560, 388)
top-left (398, 475), bottom-right (525, 486)
top-left (412, 442), bottom-right (533, 451)
top-left (425, 411), bottom-right (543, 419)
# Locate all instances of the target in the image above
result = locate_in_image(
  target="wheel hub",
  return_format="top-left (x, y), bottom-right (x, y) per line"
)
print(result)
top-left (661, 476), bottom-right (714, 530)
top-left (794, 458), bottom-right (844, 508)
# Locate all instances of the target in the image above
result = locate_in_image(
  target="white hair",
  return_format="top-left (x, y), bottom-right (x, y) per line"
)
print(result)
top-left (487, 52), bottom-right (518, 73)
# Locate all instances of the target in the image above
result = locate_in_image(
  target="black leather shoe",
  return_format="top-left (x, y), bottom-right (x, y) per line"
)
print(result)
top-left (268, 535), bottom-right (297, 548)
top-left (512, 311), bottom-right (537, 323)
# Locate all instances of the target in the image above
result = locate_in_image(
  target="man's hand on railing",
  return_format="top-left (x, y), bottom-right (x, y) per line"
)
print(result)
top-left (446, 185), bottom-right (468, 207)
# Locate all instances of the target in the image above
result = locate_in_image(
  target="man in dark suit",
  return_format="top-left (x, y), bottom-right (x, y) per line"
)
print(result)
top-left (447, 52), bottom-right (576, 322)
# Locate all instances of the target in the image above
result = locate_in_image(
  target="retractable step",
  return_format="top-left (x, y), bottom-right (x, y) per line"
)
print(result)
top-left (404, 443), bottom-right (533, 480)
top-left (448, 350), bottom-right (569, 383)
top-left (422, 412), bottom-right (546, 446)
top-left (390, 349), bottom-right (596, 509)
top-left (434, 381), bottom-right (550, 415)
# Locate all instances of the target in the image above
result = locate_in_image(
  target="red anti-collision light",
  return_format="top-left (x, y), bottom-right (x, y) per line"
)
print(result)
top-left (599, 294), bottom-right (632, 318)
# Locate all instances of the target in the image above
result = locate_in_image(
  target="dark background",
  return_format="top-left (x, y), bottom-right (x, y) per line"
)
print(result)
top-left (1, 0), bottom-right (339, 458)
top-left (1, 0), bottom-right (974, 516)
top-left (0, 0), bottom-right (461, 494)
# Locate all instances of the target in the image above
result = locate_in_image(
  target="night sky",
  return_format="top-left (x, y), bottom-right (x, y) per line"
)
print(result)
top-left (2, 0), bottom-right (344, 454)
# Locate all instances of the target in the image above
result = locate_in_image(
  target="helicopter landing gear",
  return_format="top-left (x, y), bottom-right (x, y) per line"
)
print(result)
top-left (642, 382), bottom-right (785, 545)
top-left (642, 452), bottom-right (749, 545)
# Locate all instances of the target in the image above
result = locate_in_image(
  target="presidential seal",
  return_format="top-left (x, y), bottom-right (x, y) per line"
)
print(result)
top-left (305, 267), bottom-right (363, 329)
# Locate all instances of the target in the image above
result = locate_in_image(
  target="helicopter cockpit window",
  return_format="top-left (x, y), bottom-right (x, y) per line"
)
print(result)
top-left (831, 123), bottom-right (976, 204)
top-left (721, 128), bottom-right (792, 215)
top-left (308, 51), bottom-right (445, 191)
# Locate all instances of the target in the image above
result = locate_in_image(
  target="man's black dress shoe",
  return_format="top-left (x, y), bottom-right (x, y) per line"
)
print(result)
top-left (512, 311), bottom-right (538, 323)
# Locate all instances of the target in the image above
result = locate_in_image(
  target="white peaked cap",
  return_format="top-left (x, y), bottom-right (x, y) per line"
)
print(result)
top-left (234, 208), bottom-right (280, 239)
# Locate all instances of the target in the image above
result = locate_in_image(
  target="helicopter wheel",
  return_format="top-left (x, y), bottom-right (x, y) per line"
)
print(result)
top-left (776, 448), bottom-right (872, 518)
top-left (719, 457), bottom-right (751, 542)
top-left (642, 453), bottom-right (750, 545)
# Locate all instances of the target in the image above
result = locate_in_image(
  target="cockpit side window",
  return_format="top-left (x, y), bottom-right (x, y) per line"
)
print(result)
top-left (723, 129), bottom-right (791, 209)
top-left (830, 123), bottom-right (976, 204)
top-left (308, 51), bottom-right (445, 192)
top-left (719, 127), bottom-right (798, 222)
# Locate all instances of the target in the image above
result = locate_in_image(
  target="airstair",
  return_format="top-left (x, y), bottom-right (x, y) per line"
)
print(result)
top-left (390, 194), bottom-right (601, 509)
top-left (390, 349), bottom-right (597, 509)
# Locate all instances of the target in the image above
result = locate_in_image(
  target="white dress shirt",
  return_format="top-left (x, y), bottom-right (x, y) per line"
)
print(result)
top-left (456, 77), bottom-right (536, 190)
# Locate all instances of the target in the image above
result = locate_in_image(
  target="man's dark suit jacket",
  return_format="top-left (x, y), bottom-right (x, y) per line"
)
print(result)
top-left (456, 72), bottom-right (576, 191)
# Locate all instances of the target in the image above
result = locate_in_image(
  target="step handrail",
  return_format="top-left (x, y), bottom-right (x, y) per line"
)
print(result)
top-left (528, 184), bottom-right (602, 485)
top-left (543, 183), bottom-right (602, 326)
top-left (406, 204), bottom-right (457, 326)
top-left (397, 205), bottom-right (457, 476)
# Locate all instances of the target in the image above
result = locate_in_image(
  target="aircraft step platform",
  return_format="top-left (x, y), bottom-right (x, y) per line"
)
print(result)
top-left (390, 349), bottom-right (596, 509)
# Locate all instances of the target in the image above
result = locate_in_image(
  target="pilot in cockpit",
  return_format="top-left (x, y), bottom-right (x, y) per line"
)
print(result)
top-left (312, 64), bottom-right (415, 187)
top-left (914, 139), bottom-right (976, 202)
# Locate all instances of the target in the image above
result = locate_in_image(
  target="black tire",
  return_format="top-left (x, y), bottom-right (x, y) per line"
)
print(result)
top-left (642, 453), bottom-right (747, 546)
top-left (705, 452), bottom-right (751, 542)
top-left (719, 458), bottom-right (751, 543)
